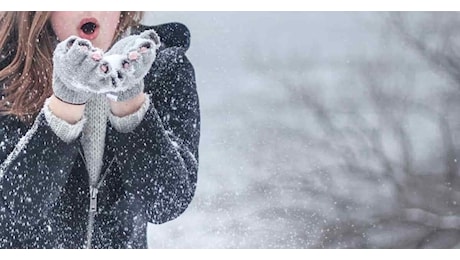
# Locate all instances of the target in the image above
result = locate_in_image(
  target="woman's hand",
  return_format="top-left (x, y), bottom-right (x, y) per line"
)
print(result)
top-left (52, 36), bottom-right (108, 105)
top-left (104, 29), bottom-right (161, 102)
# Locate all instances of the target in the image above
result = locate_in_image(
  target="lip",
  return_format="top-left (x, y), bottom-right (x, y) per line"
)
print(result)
top-left (78, 17), bottom-right (100, 41)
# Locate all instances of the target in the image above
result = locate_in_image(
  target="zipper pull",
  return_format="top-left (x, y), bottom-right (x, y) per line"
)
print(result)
top-left (90, 186), bottom-right (98, 213)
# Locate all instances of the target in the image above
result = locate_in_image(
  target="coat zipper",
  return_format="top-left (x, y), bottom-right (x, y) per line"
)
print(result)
top-left (85, 186), bottom-right (98, 249)
top-left (80, 146), bottom-right (117, 249)
top-left (85, 159), bottom-right (114, 249)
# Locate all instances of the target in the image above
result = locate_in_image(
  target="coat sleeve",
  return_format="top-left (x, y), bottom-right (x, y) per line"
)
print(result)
top-left (109, 46), bottom-right (200, 224)
top-left (0, 111), bottom-right (80, 246)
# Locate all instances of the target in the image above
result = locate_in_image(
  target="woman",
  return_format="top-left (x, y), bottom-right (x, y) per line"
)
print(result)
top-left (0, 11), bottom-right (200, 248)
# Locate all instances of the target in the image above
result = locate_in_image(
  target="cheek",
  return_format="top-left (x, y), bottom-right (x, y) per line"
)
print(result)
top-left (108, 16), bottom-right (120, 32)
top-left (50, 15), bottom-right (72, 41)
top-left (50, 12), bottom-right (83, 41)
top-left (101, 13), bottom-right (121, 35)
top-left (98, 15), bottom-right (121, 50)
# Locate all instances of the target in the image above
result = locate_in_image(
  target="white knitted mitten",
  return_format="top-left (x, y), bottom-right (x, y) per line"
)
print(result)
top-left (103, 29), bottom-right (161, 101)
top-left (52, 36), bottom-right (108, 104)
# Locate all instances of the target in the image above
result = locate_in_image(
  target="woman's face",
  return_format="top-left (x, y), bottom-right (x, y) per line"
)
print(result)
top-left (50, 11), bottom-right (121, 51)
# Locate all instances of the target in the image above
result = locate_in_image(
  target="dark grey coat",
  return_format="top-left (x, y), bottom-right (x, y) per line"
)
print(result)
top-left (0, 22), bottom-right (200, 248)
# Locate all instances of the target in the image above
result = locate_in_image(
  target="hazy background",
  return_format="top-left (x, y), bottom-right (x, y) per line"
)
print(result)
top-left (142, 12), bottom-right (460, 248)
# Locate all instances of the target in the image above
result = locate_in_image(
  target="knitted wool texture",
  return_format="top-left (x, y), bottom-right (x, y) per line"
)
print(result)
top-left (44, 94), bottom-right (150, 187)
top-left (81, 95), bottom-right (109, 187)
top-left (43, 98), bottom-right (87, 143)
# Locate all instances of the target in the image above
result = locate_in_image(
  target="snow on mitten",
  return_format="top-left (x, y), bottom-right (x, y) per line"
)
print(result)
top-left (103, 29), bottom-right (161, 102)
top-left (52, 36), bottom-right (109, 104)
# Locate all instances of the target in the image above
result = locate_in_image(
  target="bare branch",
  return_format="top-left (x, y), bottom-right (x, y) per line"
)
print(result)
top-left (403, 208), bottom-right (460, 230)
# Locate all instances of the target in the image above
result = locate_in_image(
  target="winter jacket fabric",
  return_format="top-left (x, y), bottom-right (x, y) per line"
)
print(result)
top-left (0, 22), bottom-right (200, 248)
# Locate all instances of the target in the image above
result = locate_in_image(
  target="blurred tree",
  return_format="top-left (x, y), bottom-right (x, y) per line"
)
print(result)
top-left (244, 12), bottom-right (460, 248)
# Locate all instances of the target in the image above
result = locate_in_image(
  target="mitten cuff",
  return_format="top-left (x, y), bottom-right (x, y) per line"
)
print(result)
top-left (43, 97), bottom-right (87, 143)
top-left (115, 81), bottom-right (145, 102)
top-left (109, 94), bottom-right (151, 133)
top-left (53, 77), bottom-right (90, 105)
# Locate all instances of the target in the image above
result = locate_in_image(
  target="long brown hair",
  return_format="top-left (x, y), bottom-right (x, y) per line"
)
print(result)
top-left (0, 11), bottom-right (143, 123)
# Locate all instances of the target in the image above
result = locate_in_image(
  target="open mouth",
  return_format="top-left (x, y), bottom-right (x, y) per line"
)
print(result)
top-left (78, 18), bottom-right (99, 40)
top-left (81, 22), bottom-right (97, 35)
